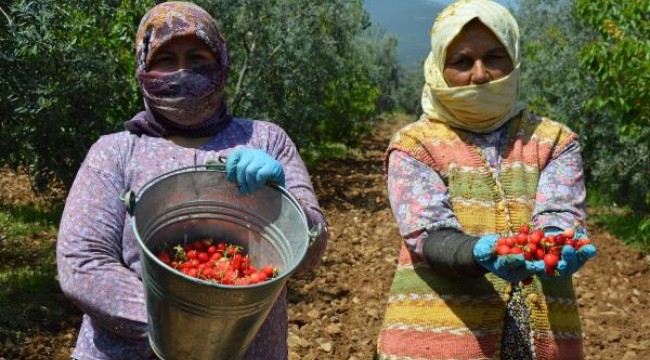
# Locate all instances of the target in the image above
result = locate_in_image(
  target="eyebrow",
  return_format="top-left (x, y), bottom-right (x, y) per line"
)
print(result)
top-left (448, 45), bottom-right (508, 58)
top-left (187, 47), bottom-right (212, 54)
top-left (154, 50), bottom-right (176, 57)
top-left (156, 46), bottom-right (212, 55)
top-left (486, 47), bottom-right (508, 54)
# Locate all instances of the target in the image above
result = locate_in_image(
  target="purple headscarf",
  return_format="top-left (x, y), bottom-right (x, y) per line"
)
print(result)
top-left (125, 1), bottom-right (231, 138)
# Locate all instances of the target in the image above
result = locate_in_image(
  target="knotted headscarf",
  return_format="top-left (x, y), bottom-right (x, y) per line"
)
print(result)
top-left (421, 0), bottom-right (526, 133)
top-left (125, 1), bottom-right (231, 137)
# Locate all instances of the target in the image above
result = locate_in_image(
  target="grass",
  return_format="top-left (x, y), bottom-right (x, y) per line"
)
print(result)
top-left (0, 204), bottom-right (60, 278)
top-left (587, 190), bottom-right (650, 253)
top-left (0, 203), bottom-right (79, 340)
top-left (591, 211), bottom-right (650, 251)
top-left (301, 142), bottom-right (354, 169)
top-left (300, 112), bottom-right (417, 169)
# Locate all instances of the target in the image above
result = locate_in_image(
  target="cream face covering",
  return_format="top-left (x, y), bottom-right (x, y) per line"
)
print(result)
top-left (421, 0), bottom-right (526, 133)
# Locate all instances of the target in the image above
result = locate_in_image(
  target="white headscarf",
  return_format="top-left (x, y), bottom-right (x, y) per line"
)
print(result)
top-left (421, 0), bottom-right (526, 133)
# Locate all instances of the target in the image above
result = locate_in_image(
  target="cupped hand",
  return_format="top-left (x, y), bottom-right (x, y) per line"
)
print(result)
top-left (473, 234), bottom-right (543, 284)
top-left (533, 232), bottom-right (597, 279)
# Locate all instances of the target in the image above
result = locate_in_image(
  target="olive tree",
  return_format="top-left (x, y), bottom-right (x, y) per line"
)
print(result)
top-left (1, 0), bottom-right (400, 193)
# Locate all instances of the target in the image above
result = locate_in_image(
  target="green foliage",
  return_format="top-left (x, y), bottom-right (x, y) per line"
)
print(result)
top-left (0, 204), bottom-right (67, 335)
top-left (354, 21), bottom-right (423, 117)
top-left (591, 211), bottom-right (650, 253)
top-left (393, 63), bottom-right (424, 115)
top-left (575, 0), bottom-right (650, 211)
top-left (355, 26), bottom-right (401, 114)
top-left (0, 0), bottom-right (147, 193)
top-left (576, 0), bottom-right (649, 125)
top-left (1, 0), bottom-right (401, 193)
top-left (197, 0), bottom-right (398, 148)
top-left (0, 205), bottom-right (60, 236)
top-left (300, 142), bottom-right (352, 169)
top-left (516, 0), bottom-right (650, 214)
top-left (585, 188), bottom-right (649, 252)
top-left (516, 0), bottom-right (598, 133)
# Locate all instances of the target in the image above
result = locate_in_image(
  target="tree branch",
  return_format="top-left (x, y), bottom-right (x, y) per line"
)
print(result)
top-left (232, 33), bottom-right (256, 112)
top-left (0, 5), bottom-right (12, 26)
top-left (231, 39), bottom-right (283, 112)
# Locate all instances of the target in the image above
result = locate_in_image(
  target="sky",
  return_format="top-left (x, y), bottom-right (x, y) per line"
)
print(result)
top-left (428, 0), bottom-right (514, 6)
top-left (363, 0), bottom-right (519, 67)
top-left (428, 0), bottom-right (517, 8)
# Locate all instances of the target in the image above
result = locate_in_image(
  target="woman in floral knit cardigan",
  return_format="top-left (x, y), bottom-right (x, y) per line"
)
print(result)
top-left (376, 0), bottom-right (597, 359)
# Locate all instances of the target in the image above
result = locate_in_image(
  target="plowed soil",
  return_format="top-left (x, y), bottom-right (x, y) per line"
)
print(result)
top-left (1, 116), bottom-right (648, 360)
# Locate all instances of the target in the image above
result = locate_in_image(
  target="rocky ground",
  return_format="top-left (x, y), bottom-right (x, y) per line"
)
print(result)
top-left (1, 116), bottom-right (649, 359)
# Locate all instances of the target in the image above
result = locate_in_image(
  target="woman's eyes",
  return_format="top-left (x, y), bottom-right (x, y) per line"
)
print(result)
top-left (449, 54), bottom-right (508, 68)
top-left (190, 54), bottom-right (210, 62)
top-left (449, 57), bottom-right (473, 67)
top-left (151, 56), bottom-right (174, 68)
top-left (487, 53), bottom-right (508, 62)
top-left (149, 51), bottom-right (215, 70)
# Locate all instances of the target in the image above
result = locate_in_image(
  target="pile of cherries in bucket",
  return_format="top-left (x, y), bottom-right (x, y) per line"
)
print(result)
top-left (156, 239), bottom-right (277, 286)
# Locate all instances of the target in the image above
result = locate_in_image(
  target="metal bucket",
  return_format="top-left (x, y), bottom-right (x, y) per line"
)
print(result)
top-left (122, 163), bottom-right (319, 360)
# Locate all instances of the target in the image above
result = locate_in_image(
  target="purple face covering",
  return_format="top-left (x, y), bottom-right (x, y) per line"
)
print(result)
top-left (124, 2), bottom-right (231, 138)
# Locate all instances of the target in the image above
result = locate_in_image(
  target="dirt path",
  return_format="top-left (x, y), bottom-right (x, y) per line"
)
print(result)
top-left (1, 116), bottom-right (649, 359)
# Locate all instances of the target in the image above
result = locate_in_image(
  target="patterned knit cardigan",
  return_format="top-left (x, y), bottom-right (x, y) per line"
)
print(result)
top-left (376, 113), bottom-right (584, 360)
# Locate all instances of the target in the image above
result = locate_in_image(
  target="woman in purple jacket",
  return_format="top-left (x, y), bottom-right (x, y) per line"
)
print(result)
top-left (56, 2), bottom-right (328, 359)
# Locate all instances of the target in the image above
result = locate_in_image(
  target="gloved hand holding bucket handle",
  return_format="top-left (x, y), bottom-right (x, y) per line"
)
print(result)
top-left (226, 148), bottom-right (286, 195)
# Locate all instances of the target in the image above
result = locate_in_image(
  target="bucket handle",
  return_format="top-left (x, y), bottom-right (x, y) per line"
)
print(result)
top-left (206, 158), bottom-right (323, 248)
top-left (121, 159), bottom-right (320, 244)
top-left (205, 158), bottom-right (226, 172)
top-left (121, 159), bottom-right (226, 215)
top-left (121, 189), bottom-right (136, 215)
top-left (308, 223), bottom-right (323, 247)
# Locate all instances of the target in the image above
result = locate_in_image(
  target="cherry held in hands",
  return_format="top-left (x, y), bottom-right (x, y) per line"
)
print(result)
top-left (492, 224), bottom-right (592, 285)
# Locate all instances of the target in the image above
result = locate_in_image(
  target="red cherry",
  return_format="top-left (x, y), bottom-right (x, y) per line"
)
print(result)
top-left (509, 247), bottom-right (524, 255)
top-left (544, 253), bottom-right (559, 268)
top-left (157, 241), bottom-right (279, 286)
top-left (497, 244), bottom-right (511, 255)
top-left (529, 230), bottom-right (544, 244)
top-left (576, 238), bottom-right (591, 250)
top-left (563, 228), bottom-right (575, 239)
top-left (197, 252), bottom-right (210, 263)
top-left (261, 265), bottom-right (277, 278)
top-left (515, 233), bottom-right (528, 246)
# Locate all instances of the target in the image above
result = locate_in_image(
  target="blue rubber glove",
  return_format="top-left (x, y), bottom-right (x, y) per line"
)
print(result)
top-left (226, 148), bottom-right (285, 195)
top-left (535, 232), bottom-right (597, 279)
top-left (473, 234), bottom-right (542, 283)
